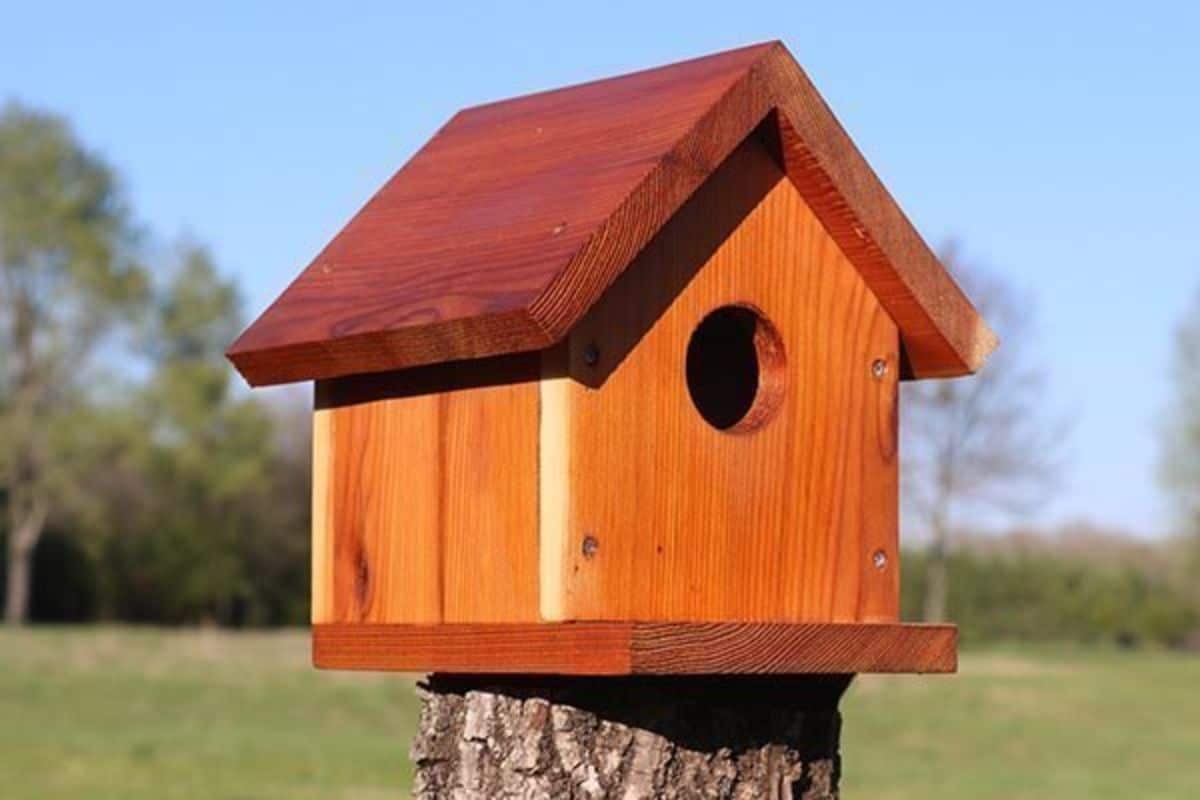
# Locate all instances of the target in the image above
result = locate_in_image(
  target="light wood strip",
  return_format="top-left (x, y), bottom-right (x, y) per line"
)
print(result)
top-left (311, 408), bottom-right (334, 623)
top-left (538, 350), bottom-right (572, 621)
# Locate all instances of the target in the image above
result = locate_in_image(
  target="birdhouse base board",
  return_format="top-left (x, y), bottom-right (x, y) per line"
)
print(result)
top-left (312, 622), bottom-right (956, 675)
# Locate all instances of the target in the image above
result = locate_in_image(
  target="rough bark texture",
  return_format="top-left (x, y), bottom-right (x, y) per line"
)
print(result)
top-left (411, 674), bottom-right (850, 799)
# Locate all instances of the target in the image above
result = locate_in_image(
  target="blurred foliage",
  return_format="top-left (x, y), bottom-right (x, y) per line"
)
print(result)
top-left (0, 100), bottom-right (309, 626)
top-left (0, 242), bottom-right (311, 626)
top-left (94, 247), bottom-right (304, 628)
top-left (901, 544), bottom-right (1197, 647)
top-left (90, 245), bottom-right (309, 625)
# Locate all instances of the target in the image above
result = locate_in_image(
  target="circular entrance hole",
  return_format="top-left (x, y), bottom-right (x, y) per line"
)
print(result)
top-left (685, 304), bottom-right (786, 433)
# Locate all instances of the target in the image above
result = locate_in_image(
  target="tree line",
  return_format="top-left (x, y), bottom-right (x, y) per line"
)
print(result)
top-left (2, 99), bottom-right (1199, 639)
top-left (902, 525), bottom-right (1197, 647)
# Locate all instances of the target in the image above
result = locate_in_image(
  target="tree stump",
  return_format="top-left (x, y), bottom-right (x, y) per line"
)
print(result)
top-left (411, 674), bottom-right (850, 799)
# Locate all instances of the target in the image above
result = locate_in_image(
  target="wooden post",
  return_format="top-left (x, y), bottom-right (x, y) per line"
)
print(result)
top-left (411, 674), bottom-right (850, 799)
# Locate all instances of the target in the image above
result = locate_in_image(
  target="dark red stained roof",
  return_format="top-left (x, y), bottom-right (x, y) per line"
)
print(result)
top-left (229, 41), bottom-right (994, 386)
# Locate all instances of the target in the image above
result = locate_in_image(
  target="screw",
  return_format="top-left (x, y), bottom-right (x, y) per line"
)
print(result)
top-left (871, 358), bottom-right (889, 379)
top-left (872, 549), bottom-right (888, 570)
top-left (582, 343), bottom-right (600, 367)
top-left (552, 221), bottom-right (568, 235)
top-left (581, 535), bottom-right (599, 559)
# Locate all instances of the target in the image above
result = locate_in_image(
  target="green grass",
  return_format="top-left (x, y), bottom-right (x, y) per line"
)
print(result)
top-left (0, 628), bottom-right (415, 800)
top-left (2, 628), bottom-right (1197, 798)
top-left (844, 645), bottom-right (1200, 799)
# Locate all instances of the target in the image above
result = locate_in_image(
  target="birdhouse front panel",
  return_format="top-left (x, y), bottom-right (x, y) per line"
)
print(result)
top-left (541, 129), bottom-right (899, 624)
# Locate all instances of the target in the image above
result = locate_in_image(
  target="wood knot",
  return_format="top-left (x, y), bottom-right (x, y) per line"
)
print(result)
top-left (355, 550), bottom-right (371, 609)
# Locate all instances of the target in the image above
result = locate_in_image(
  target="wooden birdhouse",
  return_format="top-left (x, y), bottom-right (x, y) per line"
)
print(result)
top-left (229, 42), bottom-right (994, 676)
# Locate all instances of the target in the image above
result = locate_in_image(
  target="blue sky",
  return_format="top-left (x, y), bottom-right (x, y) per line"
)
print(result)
top-left (5, 1), bottom-right (1197, 536)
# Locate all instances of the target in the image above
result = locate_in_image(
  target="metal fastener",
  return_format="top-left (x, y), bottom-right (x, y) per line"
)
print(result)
top-left (872, 549), bottom-right (888, 570)
top-left (582, 535), bottom-right (599, 559)
top-left (871, 358), bottom-right (889, 379)
top-left (583, 343), bottom-right (600, 367)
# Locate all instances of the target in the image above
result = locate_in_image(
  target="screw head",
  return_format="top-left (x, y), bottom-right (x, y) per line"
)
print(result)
top-left (872, 549), bottom-right (888, 570)
top-left (581, 535), bottom-right (599, 559)
top-left (871, 358), bottom-right (889, 379)
top-left (582, 343), bottom-right (600, 367)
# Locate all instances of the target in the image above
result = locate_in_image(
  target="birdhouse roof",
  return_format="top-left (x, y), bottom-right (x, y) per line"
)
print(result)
top-left (228, 41), bottom-right (995, 386)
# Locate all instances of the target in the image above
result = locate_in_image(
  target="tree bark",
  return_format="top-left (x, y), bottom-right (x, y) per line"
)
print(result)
top-left (4, 536), bottom-right (32, 625)
top-left (411, 674), bottom-right (850, 799)
top-left (4, 498), bottom-right (45, 625)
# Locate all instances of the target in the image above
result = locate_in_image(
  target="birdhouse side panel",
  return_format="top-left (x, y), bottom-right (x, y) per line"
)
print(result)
top-left (313, 364), bottom-right (541, 624)
top-left (540, 131), bottom-right (900, 623)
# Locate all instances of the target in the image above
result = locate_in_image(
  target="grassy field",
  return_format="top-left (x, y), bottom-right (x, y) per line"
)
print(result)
top-left (2, 628), bottom-right (1197, 798)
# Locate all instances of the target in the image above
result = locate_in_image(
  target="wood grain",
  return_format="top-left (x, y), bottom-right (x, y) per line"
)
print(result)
top-left (313, 359), bottom-right (541, 624)
top-left (314, 393), bottom-right (443, 624)
top-left (312, 622), bottom-right (956, 675)
top-left (228, 41), bottom-right (993, 387)
top-left (441, 381), bottom-right (540, 622)
top-left (544, 131), bottom-right (900, 624)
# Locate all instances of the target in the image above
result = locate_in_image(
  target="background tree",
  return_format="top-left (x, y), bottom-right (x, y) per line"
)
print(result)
top-left (902, 244), bottom-right (1063, 622)
top-left (1160, 286), bottom-right (1200, 536)
top-left (0, 102), bottom-right (146, 624)
top-left (1159, 286), bottom-right (1200, 623)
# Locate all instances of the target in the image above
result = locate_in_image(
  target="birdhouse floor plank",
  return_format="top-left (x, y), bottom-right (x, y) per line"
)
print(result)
top-left (312, 622), bottom-right (956, 675)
